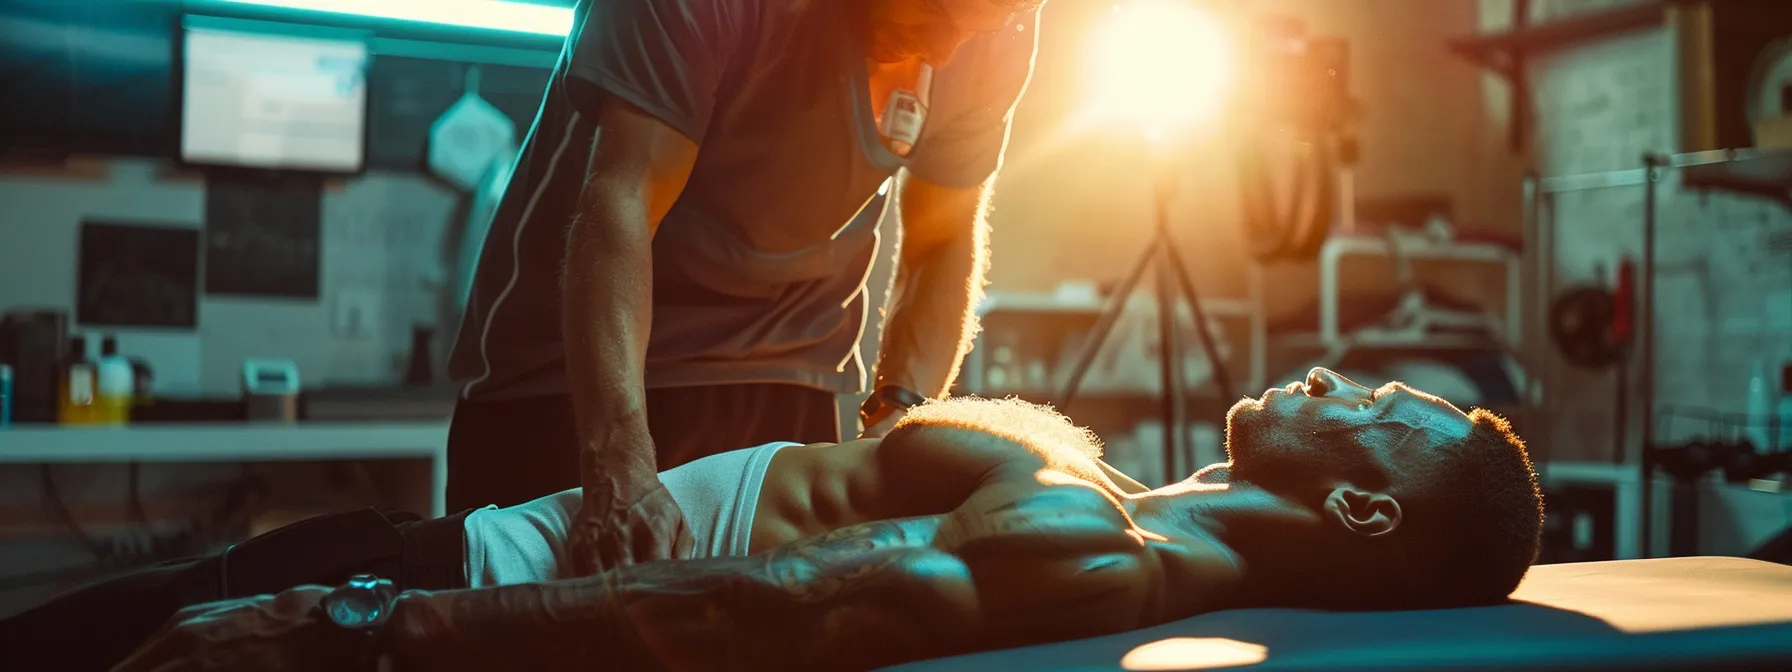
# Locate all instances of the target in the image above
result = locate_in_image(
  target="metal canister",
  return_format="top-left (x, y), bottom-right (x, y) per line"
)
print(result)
top-left (1, 363), bottom-right (12, 427)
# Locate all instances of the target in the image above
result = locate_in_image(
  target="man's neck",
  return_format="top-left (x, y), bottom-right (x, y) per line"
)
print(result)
top-left (1126, 481), bottom-right (1303, 533)
top-left (1123, 479), bottom-right (1325, 603)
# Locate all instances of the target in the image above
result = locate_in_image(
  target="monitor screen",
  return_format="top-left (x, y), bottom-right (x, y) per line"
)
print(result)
top-left (180, 23), bottom-right (368, 173)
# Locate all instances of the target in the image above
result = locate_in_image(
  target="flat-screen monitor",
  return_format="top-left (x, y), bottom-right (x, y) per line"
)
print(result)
top-left (180, 18), bottom-right (369, 173)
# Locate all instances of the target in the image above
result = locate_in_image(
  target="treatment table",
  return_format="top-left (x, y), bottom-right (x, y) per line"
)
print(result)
top-left (887, 557), bottom-right (1792, 671)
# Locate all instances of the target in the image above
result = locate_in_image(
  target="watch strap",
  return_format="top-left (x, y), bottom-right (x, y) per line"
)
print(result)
top-left (859, 385), bottom-right (928, 426)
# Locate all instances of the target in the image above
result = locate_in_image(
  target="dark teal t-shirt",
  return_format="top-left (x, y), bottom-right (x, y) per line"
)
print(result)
top-left (451, 0), bottom-right (1037, 400)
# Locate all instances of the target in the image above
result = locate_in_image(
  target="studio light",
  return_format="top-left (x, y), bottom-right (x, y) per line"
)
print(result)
top-left (1081, 0), bottom-right (1234, 142)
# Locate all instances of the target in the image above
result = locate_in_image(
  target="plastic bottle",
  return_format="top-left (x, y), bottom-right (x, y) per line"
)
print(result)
top-left (129, 357), bottom-right (155, 411)
top-left (1, 363), bottom-right (12, 427)
top-left (96, 335), bottom-right (135, 424)
top-left (57, 335), bottom-right (97, 425)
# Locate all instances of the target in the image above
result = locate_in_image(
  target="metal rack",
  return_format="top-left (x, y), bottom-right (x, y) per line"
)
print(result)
top-left (1529, 148), bottom-right (1792, 558)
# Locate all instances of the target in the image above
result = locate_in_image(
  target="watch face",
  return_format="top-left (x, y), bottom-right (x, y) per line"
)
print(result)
top-left (324, 591), bottom-right (380, 629)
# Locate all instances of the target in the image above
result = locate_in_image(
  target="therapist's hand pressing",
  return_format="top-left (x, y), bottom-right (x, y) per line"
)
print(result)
top-left (568, 438), bottom-right (694, 575)
top-left (570, 486), bottom-right (692, 575)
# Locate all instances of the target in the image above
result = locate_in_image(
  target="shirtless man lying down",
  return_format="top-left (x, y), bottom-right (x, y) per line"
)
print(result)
top-left (2, 368), bottom-right (1543, 672)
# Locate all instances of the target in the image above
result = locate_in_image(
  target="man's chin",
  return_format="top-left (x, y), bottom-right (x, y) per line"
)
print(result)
top-left (1222, 399), bottom-right (1263, 468)
top-left (1223, 397), bottom-right (1259, 439)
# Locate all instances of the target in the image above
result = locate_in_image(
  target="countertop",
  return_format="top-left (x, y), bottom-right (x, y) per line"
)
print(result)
top-left (0, 422), bottom-right (448, 462)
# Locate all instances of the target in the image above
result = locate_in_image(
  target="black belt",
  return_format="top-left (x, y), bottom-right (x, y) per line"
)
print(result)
top-left (218, 507), bottom-right (475, 597)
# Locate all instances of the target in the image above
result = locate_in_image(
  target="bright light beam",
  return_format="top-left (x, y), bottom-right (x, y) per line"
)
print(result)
top-left (212, 0), bottom-right (575, 36)
top-left (1081, 0), bottom-right (1234, 142)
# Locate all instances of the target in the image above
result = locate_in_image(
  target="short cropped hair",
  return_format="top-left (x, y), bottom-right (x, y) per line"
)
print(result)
top-left (1362, 408), bottom-right (1544, 609)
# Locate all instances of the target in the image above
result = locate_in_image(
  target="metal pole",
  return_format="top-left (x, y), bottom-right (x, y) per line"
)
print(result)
top-left (1163, 241), bottom-right (1237, 403)
top-left (1154, 178), bottom-right (1185, 484)
top-left (1526, 175), bottom-right (1554, 464)
top-left (1056, 244), bottom-right (1158, 409)
top-left (1638, 156), bottom-right (1662, 558)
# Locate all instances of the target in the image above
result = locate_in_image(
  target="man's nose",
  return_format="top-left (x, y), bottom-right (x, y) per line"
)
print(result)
top-left (1306, 368), bottom-right (1371, 399)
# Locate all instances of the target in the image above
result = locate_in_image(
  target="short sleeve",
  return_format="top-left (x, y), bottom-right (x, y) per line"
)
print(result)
top-left (564, 0), bottom-right (752, 143)
top-left (905, 10), bottom-right (1041, 188)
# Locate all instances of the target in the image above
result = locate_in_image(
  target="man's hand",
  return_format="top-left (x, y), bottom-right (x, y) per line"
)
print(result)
top-left (113, 587), bottom-right (351, 672)
top-left (559, 97), bottom-right (699, 576)
top-left (566, 426), bottom-right (692, 575)
top-left (569, 483), bottom-right (694, 575)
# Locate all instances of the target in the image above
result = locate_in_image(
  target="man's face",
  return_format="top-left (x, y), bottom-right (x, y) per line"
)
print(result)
top-left (1223, 368), bottom-right (1473, 495)
top-left (865, 0), bottom-right (1024, 65)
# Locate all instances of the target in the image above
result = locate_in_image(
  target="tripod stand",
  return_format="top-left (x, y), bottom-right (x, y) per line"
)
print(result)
top-left (1056, 172), bottom-right (1238, 485)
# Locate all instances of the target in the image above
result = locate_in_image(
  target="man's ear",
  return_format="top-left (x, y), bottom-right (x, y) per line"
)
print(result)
top-left (1323, 487), bottom-right (1402, 537)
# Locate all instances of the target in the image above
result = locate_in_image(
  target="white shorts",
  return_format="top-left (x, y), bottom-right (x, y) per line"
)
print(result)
top-left (461, 441), bottom-right (796, 587)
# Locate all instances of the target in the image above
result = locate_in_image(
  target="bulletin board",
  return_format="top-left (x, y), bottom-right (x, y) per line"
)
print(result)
top-left (77, 221), bottom-right (201, 328)
top-left (203, 170), bottom-right (324, 299)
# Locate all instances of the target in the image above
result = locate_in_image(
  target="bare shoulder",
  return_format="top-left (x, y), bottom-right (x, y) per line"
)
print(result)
top-left (940, 471), bottom-right (1137, 552)
top-left (936, 472), bottom-right (1163, 645)
top-left (877, 423), bottom-right (1054, 476)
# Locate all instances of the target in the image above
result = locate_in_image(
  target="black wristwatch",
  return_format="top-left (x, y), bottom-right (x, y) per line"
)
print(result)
top-left (859, 385), bottom-right (928, 428)
top-left (316, 574), bottom-right (399, 671)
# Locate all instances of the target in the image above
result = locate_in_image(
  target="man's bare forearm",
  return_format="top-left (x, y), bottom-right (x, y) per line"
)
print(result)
top-left (875, 185), bottom-right (992, 398)
top-left (559, 99), bottom-right (697, 500)
top-left (387, 517), bottom-right (981, 672)
top-left (561, 201), bottom-right (656, 488)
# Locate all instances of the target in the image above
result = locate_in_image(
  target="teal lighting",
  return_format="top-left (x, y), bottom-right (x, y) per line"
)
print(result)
top-left (212, 0), bottom-right (575, 36)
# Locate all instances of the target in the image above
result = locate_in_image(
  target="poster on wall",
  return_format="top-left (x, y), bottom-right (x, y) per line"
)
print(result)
top-left (203, 170), bottom-right (323, 299)
top-left (77, 221), bottom-right (201, 328)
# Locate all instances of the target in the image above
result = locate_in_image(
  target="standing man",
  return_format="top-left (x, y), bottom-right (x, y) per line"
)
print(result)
top-left (447, 0), bottom-right (1042, 572)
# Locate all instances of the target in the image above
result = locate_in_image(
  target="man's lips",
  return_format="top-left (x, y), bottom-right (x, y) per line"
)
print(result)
top-left (1260, 382), bottom-right (1301, 399)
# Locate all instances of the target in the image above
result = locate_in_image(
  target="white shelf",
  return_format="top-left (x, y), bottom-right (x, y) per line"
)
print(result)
top-left (0, 423), bottom-right (448, 462)
top-left (0, 422), bottom-right (450, 515)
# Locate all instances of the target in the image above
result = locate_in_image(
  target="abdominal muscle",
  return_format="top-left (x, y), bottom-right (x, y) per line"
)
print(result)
top-left (748, 439), bottom-right (963, 554)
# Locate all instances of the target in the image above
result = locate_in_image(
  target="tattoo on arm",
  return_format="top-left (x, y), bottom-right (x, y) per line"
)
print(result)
top-left (391, 517), bottom-right (981, 672)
